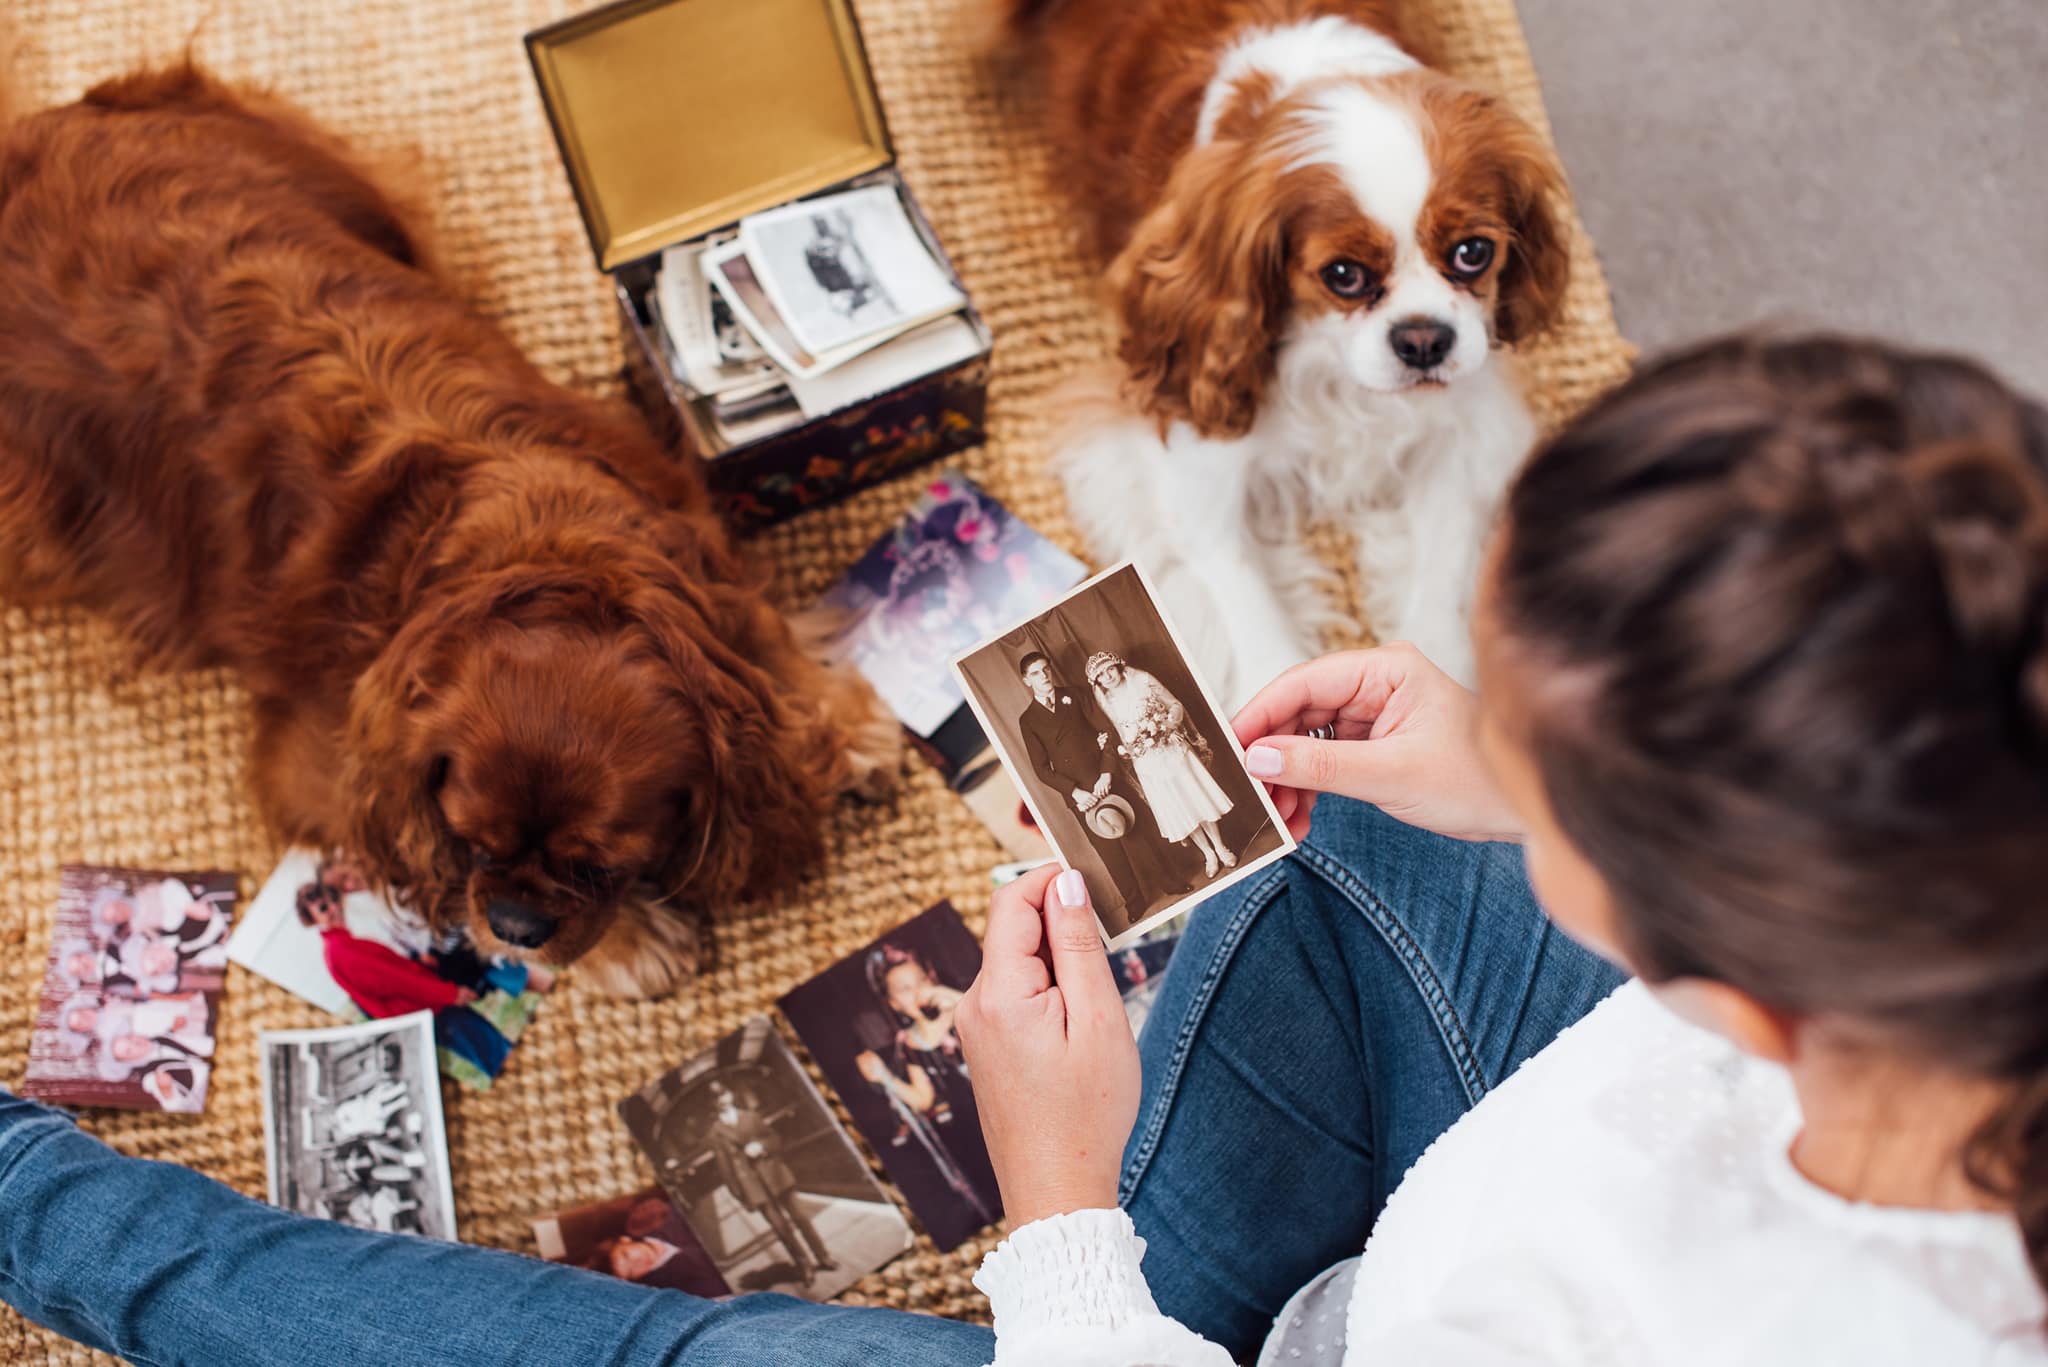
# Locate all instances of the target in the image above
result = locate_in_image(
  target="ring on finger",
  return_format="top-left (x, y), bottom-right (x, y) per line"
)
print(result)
top-left (1305, 723), bottom-right (1337, 742)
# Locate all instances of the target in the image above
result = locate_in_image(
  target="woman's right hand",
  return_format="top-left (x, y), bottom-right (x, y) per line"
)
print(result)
top-left (1234, 643), bottom-right (1522, 843)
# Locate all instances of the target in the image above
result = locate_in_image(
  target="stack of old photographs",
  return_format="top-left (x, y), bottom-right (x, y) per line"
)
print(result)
top-left (22, 866), bottom-right (237, 1114)
top-left (651, 183), bottom-right (979, 450)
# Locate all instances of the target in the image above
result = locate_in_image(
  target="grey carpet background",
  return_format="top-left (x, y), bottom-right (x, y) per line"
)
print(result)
top-left (1523, 0), bottom-right (2047, 395)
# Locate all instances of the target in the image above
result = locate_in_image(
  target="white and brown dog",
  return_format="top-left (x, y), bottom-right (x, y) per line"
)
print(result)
top-left (1001, 0), bottom-right (1572, 699)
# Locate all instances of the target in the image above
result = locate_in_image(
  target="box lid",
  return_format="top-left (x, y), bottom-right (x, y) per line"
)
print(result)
top-left (528, 0), bottom-right (894, 272)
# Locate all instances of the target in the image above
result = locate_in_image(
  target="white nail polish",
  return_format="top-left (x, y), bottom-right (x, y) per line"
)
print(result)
top-left (1056, 868), bottom-right (1088, 908)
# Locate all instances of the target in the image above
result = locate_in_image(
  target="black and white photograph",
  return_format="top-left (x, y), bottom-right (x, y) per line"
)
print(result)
top-left (778, 902), bottom-right (1001, 1252)
top-left (617, 1017), bottom-right (913, 1301)
top-left (703, 241), bottom-right (829, 379)
top-left (653, 237), bottom-right (778, 398)
top-left (259, 1011), bottom-right (456, 1241)
top-left (739, 185), bottom-right (964, 361)
top-left (953, 561), bottom-right (1296, 946)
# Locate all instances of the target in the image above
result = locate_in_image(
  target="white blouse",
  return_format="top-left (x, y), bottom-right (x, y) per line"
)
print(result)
top-left (974, 983), bottom-right (2048, 1365)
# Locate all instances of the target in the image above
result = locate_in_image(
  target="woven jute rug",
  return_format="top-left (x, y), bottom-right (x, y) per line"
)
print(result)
top-left (0, 0), bottom-right (1632, 1360)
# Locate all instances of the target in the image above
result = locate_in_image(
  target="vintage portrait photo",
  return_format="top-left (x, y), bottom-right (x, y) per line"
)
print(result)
top-left (704, 240), bottom-right (826, 378)
top-left (740, 184), bottom-right (964, 360)
top-left (22, 865), bottom-right (236, 1113)
top-left (618, 1016), bottom-right (912, 1301)
top-left (778, 901), bottom-right (1000, 1252)
top-left (653, 237), bottom-right (777, 398)
top-left (259, 1011), bottom-right (456, 1241)
top-left (954, 562), bottom-right (1297, 945)
top-left (228, 847), bottom-right (555, 1090)
top-left (533, 1185), bottom-right (730, 1298)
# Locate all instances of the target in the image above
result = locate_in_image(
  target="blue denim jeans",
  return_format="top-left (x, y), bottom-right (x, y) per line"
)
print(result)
top-left (0, 800), bottom-right (1621, 1365)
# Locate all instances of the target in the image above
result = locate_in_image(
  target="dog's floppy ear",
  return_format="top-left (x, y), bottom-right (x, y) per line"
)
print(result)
top-left (342, 594), bottom-right (476, 919)
top-left (1477, 97), bottom-right (1572, 345)
top-left (625, 574), bottom-right (833, 906)
top-left (1109, 135), bottom-right (1295, 441)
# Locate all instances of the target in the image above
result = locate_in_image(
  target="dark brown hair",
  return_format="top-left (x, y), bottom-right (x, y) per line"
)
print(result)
top-left (294, 882), bottom-right (340, 928)
top-left (1496, 335), bottom-right (2048, 1300)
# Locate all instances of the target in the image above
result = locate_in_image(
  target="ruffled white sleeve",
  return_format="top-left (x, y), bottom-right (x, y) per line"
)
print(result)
top-left (973, 1208), bottom-right (1235, 1367)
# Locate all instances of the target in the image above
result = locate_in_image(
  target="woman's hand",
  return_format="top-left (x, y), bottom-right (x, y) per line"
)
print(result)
top-left (1234, 643), bottom-right (1522, 843)
top-left (956, 864), bottom-right (1139, 1228)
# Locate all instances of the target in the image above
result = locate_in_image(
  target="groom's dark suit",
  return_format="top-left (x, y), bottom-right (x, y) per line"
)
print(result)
top-left (1018, 685), bottom-right (1148, 921)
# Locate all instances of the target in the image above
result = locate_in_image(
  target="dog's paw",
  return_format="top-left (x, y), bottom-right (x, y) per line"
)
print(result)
top-left (576, 894), bottom-right (707, 999)
top-left (840, 682), bottom-right (904, 802)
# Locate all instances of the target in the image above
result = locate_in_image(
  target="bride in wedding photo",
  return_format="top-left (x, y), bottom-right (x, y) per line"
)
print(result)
top-left (1086, 651), bottom-right (1237, 879)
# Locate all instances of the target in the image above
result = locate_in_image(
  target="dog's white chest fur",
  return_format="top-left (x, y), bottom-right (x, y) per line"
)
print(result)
top-left (1057, 359), bottom-right (1534, 709)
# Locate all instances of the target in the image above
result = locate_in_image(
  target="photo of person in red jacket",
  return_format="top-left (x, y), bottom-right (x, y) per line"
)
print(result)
top-left (294, 881), bottom-right (520, 1080)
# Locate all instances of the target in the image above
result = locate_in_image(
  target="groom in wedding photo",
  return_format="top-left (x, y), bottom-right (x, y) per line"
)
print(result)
top-left (1015, 651), bottom-right (1156, 928)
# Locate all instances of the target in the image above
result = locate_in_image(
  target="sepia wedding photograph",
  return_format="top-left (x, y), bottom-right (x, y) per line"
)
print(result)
top-left (954, 562), bottom-right (1296, 945)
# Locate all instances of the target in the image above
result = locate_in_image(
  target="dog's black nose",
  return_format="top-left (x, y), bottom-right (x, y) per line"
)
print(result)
top-left (485, 897), bottom-right (556, 949)
top-left (1390, 319), bottom-right (1457, 371)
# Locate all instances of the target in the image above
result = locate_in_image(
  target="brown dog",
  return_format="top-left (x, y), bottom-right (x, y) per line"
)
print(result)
top-left (0, 65), bottom-right (898, 996)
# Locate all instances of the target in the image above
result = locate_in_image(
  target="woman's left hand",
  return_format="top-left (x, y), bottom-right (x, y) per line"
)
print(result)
top-left (956, 864), bottom-right (1140, 1228)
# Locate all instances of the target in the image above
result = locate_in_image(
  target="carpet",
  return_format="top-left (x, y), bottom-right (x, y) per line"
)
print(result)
top-left (0, 1), bottom-right (1631, 1360)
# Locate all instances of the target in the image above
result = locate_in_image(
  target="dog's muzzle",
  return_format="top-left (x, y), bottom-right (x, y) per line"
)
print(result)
top-left (485, 896), bottom-right (556, 949)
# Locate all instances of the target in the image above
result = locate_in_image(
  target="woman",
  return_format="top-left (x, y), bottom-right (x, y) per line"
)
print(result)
top-left (854, 942), bottom-right (1001, 1223)
top-left (1088, 651), bottom-right (1236, 877)
top-left (2, 335), bottom-right (2046, 1365)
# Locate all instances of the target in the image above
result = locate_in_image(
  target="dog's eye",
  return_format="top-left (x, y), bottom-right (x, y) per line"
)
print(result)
top-left (570, 861), bottom-right (619, 888)
top-left (1319, 259), bottom-right (1374, 299)
top-left (1449, 237), bottom-right (1495, 277)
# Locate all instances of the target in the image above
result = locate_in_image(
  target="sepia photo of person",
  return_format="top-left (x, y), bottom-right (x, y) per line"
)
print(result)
top-left (954, 562), bottom-right (1296, 944)
top-left (779, 902), bottom-right (1001, 1252)
top-left (618, 1018), bottom-right (912, 1302)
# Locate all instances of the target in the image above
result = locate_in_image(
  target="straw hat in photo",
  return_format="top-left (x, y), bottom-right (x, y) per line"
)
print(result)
top-left (1086, 794), bottom-right (1136, 840)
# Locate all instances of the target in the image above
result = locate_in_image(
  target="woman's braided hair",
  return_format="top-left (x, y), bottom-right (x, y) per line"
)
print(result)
top-left (1495, 334), bottom-right (2048, 1300)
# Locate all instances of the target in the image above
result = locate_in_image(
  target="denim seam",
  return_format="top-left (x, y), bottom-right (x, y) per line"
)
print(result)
top-left (1296, 843), bottom-right (1489, 1106)
top-left (0, 1263), bottom-right (165, 1367)
top-left (0, 1114), bottom-right (68, 1191)
top-left (1118, 868), bottom-right (1289, 1206)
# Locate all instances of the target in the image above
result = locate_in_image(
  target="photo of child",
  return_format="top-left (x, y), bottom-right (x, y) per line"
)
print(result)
top-left (228, 847), bottom-right (555, 1090)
